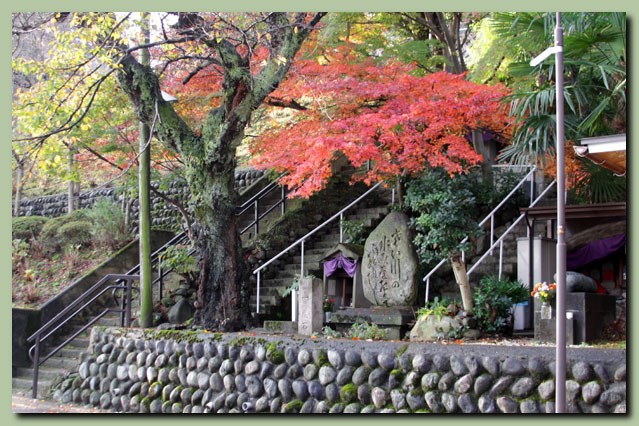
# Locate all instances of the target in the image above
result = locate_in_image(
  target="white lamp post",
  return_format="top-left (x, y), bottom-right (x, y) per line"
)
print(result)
top-left (530, 12), bottom-right (566, 413)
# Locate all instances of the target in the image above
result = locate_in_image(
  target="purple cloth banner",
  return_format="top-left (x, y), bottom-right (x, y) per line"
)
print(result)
top-left (324, 254), bottom-right (358, 278)
top-left (567, 233), bottom-right (626, 270)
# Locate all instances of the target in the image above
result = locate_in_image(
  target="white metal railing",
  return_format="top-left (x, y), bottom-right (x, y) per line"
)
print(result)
top-left (422, 165), bottom-right (555, 303)
top-left (466, 179), bottom-right (556, 277)
top-left (253, 181), bottom-right (385, 321)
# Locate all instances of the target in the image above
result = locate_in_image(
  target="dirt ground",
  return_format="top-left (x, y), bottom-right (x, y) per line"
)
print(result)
top-left (11, 395), bottom-right (113, 414)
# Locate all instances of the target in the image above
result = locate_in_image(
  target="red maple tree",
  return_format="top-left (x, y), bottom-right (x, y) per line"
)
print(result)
top-left (248, 44), bottom-right (512, 197)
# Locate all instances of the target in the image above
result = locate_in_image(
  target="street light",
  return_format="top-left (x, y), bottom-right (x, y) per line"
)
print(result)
top-left (529, 12), bottom-right (567, 414)
top-left (161, 90), bottom-right (178, 103)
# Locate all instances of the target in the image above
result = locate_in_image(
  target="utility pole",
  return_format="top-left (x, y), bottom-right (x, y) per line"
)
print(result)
top-left (553, 11), bottom-right (567, 414)
top-left (138, 12), bottom-right (153, 328)
top-left (529, 11), bottom-right (566, 413)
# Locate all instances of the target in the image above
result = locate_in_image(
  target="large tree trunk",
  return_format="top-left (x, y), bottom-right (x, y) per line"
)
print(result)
top-left (450, 255), bottom-right (473, 312)
top-left (184, 118), bottom-right (252, 329)
top-left (191, 174), bottom-right (251, 329)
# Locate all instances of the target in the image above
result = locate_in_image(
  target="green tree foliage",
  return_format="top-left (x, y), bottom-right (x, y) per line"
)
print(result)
top-left (404, 168), bottom-right (488, 265)
top-left (317, 12), bottom-right (481, 75)
top-left (477, 12), bottom-right (626, 166)
top-left (403, 167), bottom-right (527, 311)
top-left (404, 167), bottom-right (488, 311)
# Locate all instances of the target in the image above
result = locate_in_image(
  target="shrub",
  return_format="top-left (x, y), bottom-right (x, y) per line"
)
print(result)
top-left (56, 220), bottom-right (93, 249)
top-left (85, 198), bottom-right (130, 250)
top-left (415, 296), bottom-right (467, 340)
top-left (472, 275), bottom-right (529, 336)
top-left (341, 218), bottom-right (368, 245)
top-left (416, 296), bottom-right (462, 319)
top-left (158, 243), bottom-right (199, 288)
top-left (348, 321), bottom-right (387, 340)
top-left (12, 216), bottom-right (50, 242)
top-left (39, 210), bottom-right (90, 252)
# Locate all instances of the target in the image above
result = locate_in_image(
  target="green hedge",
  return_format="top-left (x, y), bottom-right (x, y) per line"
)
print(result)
top-left (12, 216), bottom-right (49, 242)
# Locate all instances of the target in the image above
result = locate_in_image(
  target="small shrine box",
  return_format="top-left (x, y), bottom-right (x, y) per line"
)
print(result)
top-left (321, 243), bottom-right (371, 309)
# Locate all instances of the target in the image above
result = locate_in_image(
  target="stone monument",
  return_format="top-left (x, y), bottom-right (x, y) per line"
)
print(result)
top-left (297, 276), bottom-right (323, 336)
top-left (361, 211), bottom-right (418, 306)
top-left (324, 211), bottom-right (419, 339)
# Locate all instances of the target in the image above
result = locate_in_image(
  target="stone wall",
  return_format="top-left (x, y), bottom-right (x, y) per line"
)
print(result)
top-left (13, 168), bottom-right (263, 231)
top-left (54, 327), bottom-right (626, 414)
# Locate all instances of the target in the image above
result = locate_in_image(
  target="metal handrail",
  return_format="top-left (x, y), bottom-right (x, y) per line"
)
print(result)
top-left (421, 166), bottom-right (552, 303)
top-left (117, 173), bottom-right (285, 299)
top-left (253, 181), bottom-right (385, 320)
top-left (466, 180), bottom-right (556, 277)
top-left (237, 173), bottom-right (287, 237)
top-left (27, 274), bottom-right (139, 399)
top-left (24, 172), bottom-right (286, 399)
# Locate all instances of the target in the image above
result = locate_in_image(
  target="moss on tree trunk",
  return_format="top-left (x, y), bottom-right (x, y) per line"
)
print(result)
top-left (186, 156), bottom-right (251, 329)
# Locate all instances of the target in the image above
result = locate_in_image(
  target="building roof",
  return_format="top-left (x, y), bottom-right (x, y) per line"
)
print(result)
top-left (574, 134), bottom-right (626, 175)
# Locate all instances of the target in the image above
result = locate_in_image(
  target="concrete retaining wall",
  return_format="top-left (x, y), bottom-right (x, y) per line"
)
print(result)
top-left (54, 327), bottom-right (627, 414)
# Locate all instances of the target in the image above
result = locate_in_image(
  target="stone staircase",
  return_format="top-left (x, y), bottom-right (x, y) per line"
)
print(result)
top-left (12, 313), bottom-right (121, 398)
top-left (251, 203), bottom-right (391, 319)
top-left (466, 219), bottom-right (529, 281)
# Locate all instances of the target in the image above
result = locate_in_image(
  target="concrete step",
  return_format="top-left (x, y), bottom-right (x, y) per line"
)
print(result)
top-left (342, 215), bottom-right (376, 226)
top-left (262, 277), bottom-right (294, 288)
top-left (41, 356), bottom-right (82, 370)
top-left (253, 285), bottom-right (287, 298)
top-left (95, 315), bottom-right (122, 327)
top-left (67, 337), bottom-right (90, 349)
top-left (292, 253), bottom-right (324, 264)
top-left (304, 247), bottom-right (333, 256)
top-left (249, 295), bottom-right (279, 306)
top-left (312, 238), bottom-right (343, 249)
top-left (15, 366), bottom-right (62, 381)
top-left (57, 347), bottom-right (84, 359)
top-left (12, 377), bottom-right (52, 398)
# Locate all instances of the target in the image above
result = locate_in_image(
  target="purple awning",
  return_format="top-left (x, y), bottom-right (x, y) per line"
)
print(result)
top-left (323, 254), bottom-right (358, 278)
top-left (567, 233), bottom-right (626, 270)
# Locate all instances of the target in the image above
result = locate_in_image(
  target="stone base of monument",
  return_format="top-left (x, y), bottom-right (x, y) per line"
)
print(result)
top-left (324, 306), bottom-right (414, 340)
top-left (534, 293), bottom-right (617, 344)
top-left (262, 320), bottom-right (297, 334)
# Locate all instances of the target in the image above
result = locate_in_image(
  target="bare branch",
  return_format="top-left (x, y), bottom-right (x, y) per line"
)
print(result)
top-left (264, 96), bottom-right (307, 110)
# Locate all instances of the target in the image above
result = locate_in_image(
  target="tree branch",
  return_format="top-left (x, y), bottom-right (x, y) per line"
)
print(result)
top-left (264, 96), bottom-right (307, 110)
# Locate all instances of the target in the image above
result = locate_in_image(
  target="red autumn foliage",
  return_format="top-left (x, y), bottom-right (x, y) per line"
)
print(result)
top-left (159, 38), bottom-right (512, 198)
top-left (248, 44), bottom-right (512, 197)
